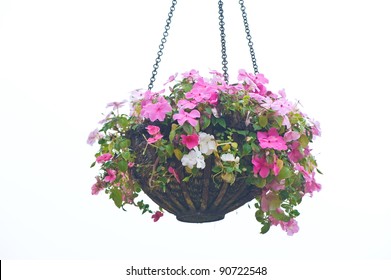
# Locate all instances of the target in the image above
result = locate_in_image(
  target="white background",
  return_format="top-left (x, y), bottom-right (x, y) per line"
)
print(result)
top-left (1, 0), bottom-right (390, 262)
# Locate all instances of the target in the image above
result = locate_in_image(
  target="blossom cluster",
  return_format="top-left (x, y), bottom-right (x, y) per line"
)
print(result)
top-left (88, 69), bottom-right (321, 235)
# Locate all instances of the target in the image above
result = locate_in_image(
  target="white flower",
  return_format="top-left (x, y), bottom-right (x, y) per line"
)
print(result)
top-left (181, 147), bottom-right (205, 169)
top-left (221, 153), bottom-right (239, 163)
top-left (199, 132), bottom-right (217, 155)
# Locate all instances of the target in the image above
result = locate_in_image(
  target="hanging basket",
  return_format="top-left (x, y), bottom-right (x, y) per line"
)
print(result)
top-left (129, 121), bottom-right (262, 223)
top-left (88, 0), bottom-right (322, 235)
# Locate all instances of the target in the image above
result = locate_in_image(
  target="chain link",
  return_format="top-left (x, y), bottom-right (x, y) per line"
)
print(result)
top-left (218, 0), bottom-right (229, 83)
top-left (148, 0), bottom-right (178, 90)
top-left (239, 0), bottom-right (259, 74)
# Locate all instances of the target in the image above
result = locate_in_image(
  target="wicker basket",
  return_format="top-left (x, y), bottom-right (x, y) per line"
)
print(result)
top-left (129, 122), bottom-right (261, 223)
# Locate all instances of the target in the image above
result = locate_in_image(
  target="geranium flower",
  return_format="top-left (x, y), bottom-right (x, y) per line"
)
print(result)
top-left (181, 147), bottom-right (205, 169)
top-left (198, 132), bottom-right (217, 155)
top-left (96, 153), bottom-right (113, 163)
top-left (181, 134), bottom-right (199, 149)
top-left (104, 169), bottom-right (116, 183)
top-left (151, 211), bottom-right (163, 222)
top-left (173, 109), bottom-right (201, 127)
top-left (257, 127), bottom-right (287, 151)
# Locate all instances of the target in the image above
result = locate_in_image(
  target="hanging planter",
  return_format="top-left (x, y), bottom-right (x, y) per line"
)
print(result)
top-left (88, 0), bottom-right (321, 235)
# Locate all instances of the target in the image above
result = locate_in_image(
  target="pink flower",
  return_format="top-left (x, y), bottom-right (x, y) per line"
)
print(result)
top-left (305, 172), bottom-right (321, 196)
top-left (182, 69), bottom-right (201, 81)
top-left (284, 130), bottom-right (301, 142)
top-left (151, 211), bottom-right (163, 222)
top-left (146, 125), bottom-right (160, 135)
top-left (252, 156), bottom-right (272, 178)
top-left (257, 128), bottom-right (287, 151)
top-left (87, 129), bottom-right (101, 145)
top-left (288, 141), bottom-right (304, 163)
top-left (106, 100), bottom-right (127, 110)
top-left (163, 73), bottom-right (178, 85)
top-left (147, 133), bottom-right (163, 144)
top-left (238, 69), bottom-right (268, 94)
top-left (168, 166), bottom-right (180, 183)
top-left (173, 109), bottom-right (201, 127)
top-left (271, 98), bottom-right (293, 116)
top-left (181, 134), bottom-right (199, 149)
top-left (91, 183), bottom-right (103, 195)
top-left (185, 78), bottom-right (216, 103)
top-left (311, 119), bottom-right (321, 137)
top-left (128, 162), bottom-right (135, 168)
top-left (280, 219), bottom-right (299, 236)
top-left (96, 153), bottom-right (113, 163)
top-left (178, 99), bottom-right (197, 110)
top-left (104, 169), bottom-right (116, 183)
top-left (141, 96), bottom-right (172, 122)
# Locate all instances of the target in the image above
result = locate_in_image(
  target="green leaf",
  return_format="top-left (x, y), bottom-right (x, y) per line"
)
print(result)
top-left (299, 135), bottom-right (309, 148)
top-left (255, 209), bottom-right (264, 222)
top-left (90, 161), bottom-right (96, 168)
top-left (258, 115), bottom-right (268, 128)
top-left (242, 143), bottom-right (252, 156)
top-left (279, 190), bottom-right (289, 201)
top-left (119, 139), bottom-right (129, 149)
top-left (182, 83), bottom-right (192, 93)
top-left (118, 160), bottom-right (128, 172)
top-left (277, 166), bottom-right (292, 180)
top-left (201, 115), bottom-right (211, 130)
top-left (212, 165), bottom-right (222, 173)
top-left (165, 144), bottom-right (174, 157)
top-left (260, 223), bottom-right (271, 234)
top-left (217, 118), bottom-right (226, 128)
top-left (182, 123), bottom-right (193, 135)
top-left (253, 124), bottom-right (262, 131)
top-left (122, 151), bottom-right (131, 160)
top-left (110, 189), bottom-right (122, 208)
top-left (290, 210), bottom-right (300, 217)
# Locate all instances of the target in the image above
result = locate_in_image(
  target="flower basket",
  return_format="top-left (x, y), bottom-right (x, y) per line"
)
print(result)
top-left (88, 0), bottom-right (321, 235)
top-left (88, 69), bottom-right (321, 235)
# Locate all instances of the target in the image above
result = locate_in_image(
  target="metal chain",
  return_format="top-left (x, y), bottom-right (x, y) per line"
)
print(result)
top-left (239, 0), bottom-right (259, 74)
top-left (218, 0), bottom-right (229, 83)
top-left (148, 0), bottom-right (178, 90)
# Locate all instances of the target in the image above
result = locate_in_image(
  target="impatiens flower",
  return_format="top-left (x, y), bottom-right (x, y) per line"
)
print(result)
top-left (173, 109), bottom-right (201, 127)
top-left (104, 169), bottom-right (116, 183)
top-left (163, 73), bottom-right (178, 85)
top-left (178, 99), bottom-right (197, 110)
top-left (91, 177), bottom-right (105, 195)
top-left (280, 219), bottom-right (300, 236)
top-left (147, 133), bottom-right (163, 144)
top-left (96, 153), bottom-right (113, 163)
top-left (128, 162), bottom-right (135, 168)
top-left (271, 98), bottom-right (293, 116)
top-left (168, 166), bottom-right (180, 183)
top-left (198, 132), bottom-right (217, 155)
top-left (129, 88), bottom-right (144, 102)
top-left (181, 134), bottom-right (199, 150)
top-left (151, 211), bottom-right (163, 222)
top-left (182, 69), bottom-right (201, 81)
top-left (181, 147), bottom-right (205, 169)
top-left (221, 153), bottom-right (240, 164)
top-left (106, 100), bottom-right (127, 110)
top-left (257, 127), bottom-right (288, 151)
top-left (141, 96), bottom-right (172, 122)
top-left (288, 141), bottom-right (304, 163)
top-left (252, 156), bottom-right (272, 178)
top-left (87, 129), bottom-right (102, 145)
top-left (284, 130), bottom-right (301, 142)
top-left (185, 78), bottom-right (217, 103)
top-left (146, 125), bottom-right (160, 135)
top-left (311, 119), bottom-right (321, 137)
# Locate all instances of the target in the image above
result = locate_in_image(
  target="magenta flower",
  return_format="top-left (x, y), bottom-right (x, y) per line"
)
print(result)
top-left (146, 125), bottom-right (160, 135)
top-left (181, 134), bottom-right (199, 149)
top-left (168, 166), bottom-right (180, 183)
top-left (104, 169), bottom-right (116, 183)
top-left (257, 128), bottom-right (287, 151)
top-left (288, 141), bottom-right (304, 163)
top-left (173, 109), bottom-right (201, 127)
top-left (96, 153), bottom-right (113, 163)
top-left (151, 211), bottom-right (163, 222)
top-left (141, 96), bottom-right (172, 122)
top-left (252, 156), bottom-right (272, 178)
top-left (128, 162), bottom-right (135, 168)
top-left (87, 129), bottom-right (101, 145)
top-left (106, 100), bottom-right (127, 110)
